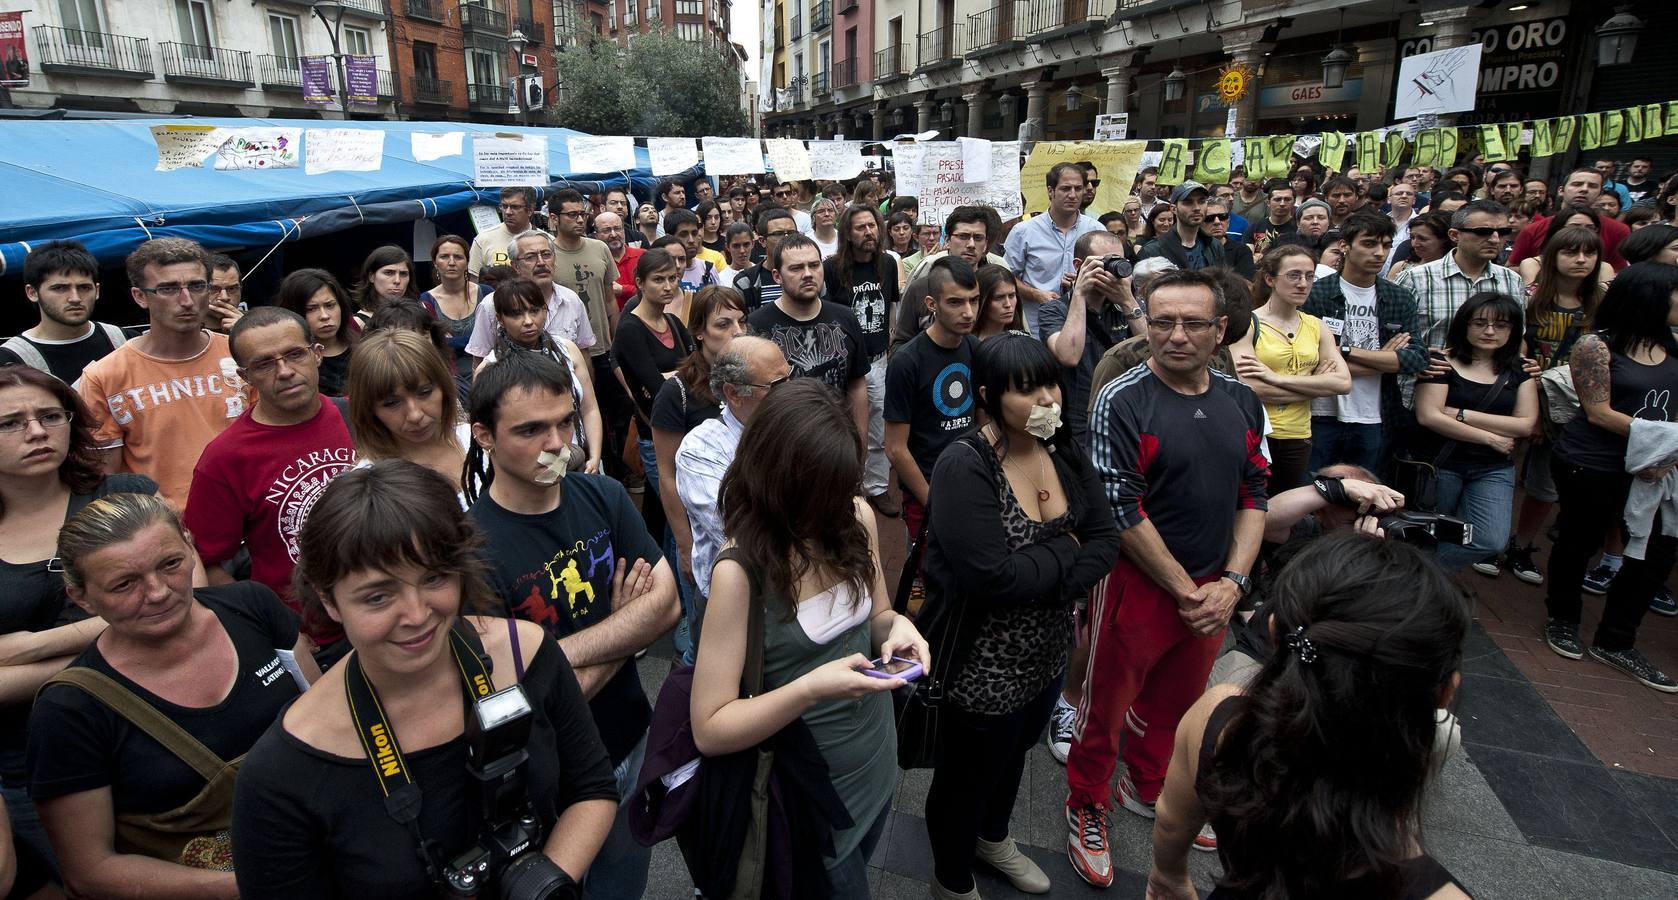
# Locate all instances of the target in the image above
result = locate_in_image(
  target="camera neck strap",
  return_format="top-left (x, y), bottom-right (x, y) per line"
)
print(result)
top-left (344, 621), bottom-right (497, 883)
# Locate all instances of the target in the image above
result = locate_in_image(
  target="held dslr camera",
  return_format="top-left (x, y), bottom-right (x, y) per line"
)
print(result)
top-left (1376, 510), bottom-right (1473, 549)
top-left (443, 686), bottom-right (580, 900)
top-left (1101, 255), bottom-right (1133, 280)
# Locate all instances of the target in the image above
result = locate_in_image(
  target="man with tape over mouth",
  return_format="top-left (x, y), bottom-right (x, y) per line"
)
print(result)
top-left (466, 351), bottom-right (678, 900)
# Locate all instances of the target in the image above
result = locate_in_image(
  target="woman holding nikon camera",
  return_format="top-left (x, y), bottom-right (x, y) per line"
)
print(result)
top-left (232, 461), bottom-right (618, 898)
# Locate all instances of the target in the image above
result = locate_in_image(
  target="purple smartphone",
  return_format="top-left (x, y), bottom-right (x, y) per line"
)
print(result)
top-left (862, 656), bottom-right (923, 681)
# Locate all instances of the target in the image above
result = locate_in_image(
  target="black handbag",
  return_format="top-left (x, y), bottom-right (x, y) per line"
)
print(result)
top-left (1394, 369), bottom-right (1512, 511)
top-left (891, 498), bottom-right (968, 770)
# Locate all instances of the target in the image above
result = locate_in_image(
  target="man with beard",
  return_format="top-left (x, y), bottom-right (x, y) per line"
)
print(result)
top-left (0, 240), bottom-right (127, 384)
top-left (746, 234), bottom-right (869, 449)
top-left (824, 204), bottom-right (902, 516)
top-left (465, 232), bottom-right (597, 362)
top-left (1138, 182), bottom-right (1225, 271)
top-left (602, 189), bottom-right (644, 247)
top-left (185, 306), bottom-right (356, 665)
top-left (1322, 175), bottom-right (1359, 229)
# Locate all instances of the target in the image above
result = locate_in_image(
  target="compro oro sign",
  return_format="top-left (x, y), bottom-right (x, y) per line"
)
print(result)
top-left (1398, 17), bottom-right (1570, 123)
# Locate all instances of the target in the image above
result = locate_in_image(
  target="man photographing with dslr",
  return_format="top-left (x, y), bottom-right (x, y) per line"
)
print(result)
top-left (1039, 229), bottom-right (1145, 447)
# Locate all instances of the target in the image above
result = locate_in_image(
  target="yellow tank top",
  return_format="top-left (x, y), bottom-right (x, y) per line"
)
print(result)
top-left (1252, 312), bottom-right (1322, 440)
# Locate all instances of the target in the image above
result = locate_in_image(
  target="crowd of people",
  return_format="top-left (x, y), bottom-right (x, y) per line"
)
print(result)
top-left (0, 147), bottom-right (1674, 900)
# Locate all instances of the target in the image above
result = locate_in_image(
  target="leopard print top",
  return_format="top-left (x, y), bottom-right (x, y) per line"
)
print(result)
top-left (948, 442), bottom-right (1077, 716)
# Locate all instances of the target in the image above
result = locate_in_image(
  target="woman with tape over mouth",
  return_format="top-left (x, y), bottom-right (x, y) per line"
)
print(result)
top-left (26, 491), bottom-right (316, 899)
top-left (231, 460), bottom-right (618, 899)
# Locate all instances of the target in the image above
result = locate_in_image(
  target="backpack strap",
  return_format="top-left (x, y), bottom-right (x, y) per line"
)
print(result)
top-left (42, 668), bottom-right (228, 781)
top-left (98, 322), bottom-right (129, 349)
top-left (1, 336), bottom-right (49, 373)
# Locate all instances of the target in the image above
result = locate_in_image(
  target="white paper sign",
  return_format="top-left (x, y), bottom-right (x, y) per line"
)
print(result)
top-left (893, 142), bottom-right (927, 198)
top-left (1394, 43), bottom-right (1482, 119)
top-left (1094, 113), bottom-right (1128, 141)
top-left (214, 128), bottom-right (302, 170)
top-left (958, 137), bottom-right (993, 183)
top-left (566, 135), bottom-right (634, 173)
top-left (648, 137), bottom-right (699, 176)
top-left (1225, 107), bottom-right (1239, 138)
top-left (1293, 135), bottom-right (1322, 160)
top-left (701, 137), bottom-right (765, 175)
top-left (305, 128), bottom-right (385, 175)
top-left (1140, 151), bottom-right (1162, 169)
top-left (809, 141), bottom-right (867, 180)
top-left (918, 141), bottom-right (1022, 225)
top-left (472, 134), bottom-right (549, 186)
top-left (411, 131), bottom-right (465, 161)
top-left (151, 125), bottom-right (228, 172)
top-left (468, 204), bottom-right (502, 235)
top-left (763, 138), bottom-right (812, 181)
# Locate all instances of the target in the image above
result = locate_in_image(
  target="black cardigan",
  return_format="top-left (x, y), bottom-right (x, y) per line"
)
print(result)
top-left (916, 434), bottom-right (1121, 662)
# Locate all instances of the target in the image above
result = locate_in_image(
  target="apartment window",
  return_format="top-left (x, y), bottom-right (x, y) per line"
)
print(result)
top-left (469, 47), bottom-right (502, 85)
top-left (412, 41), bottom-right (438, 81)
top-left (175, 0), bottom-right (213, 50)
top-left (268, 14), bottom-right (301, 61)
top-left (646, 1), bottom-right (660, 21)
top-left (608, 2), bottom-right (617, 29)
top-left (344, 26), bottom-right (371, 57)
top-left (676, 22), bottom-right (703, 41)
top-left (624, 0), bottom-right (636, 25)
top-left (676, 0), bottom-right (701, 15)
top-left (58, 0), bottom-right (105, 34)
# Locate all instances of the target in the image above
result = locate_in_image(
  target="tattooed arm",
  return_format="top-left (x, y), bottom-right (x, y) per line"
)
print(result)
top-left (1571, 335), bottom-right (1634, 437)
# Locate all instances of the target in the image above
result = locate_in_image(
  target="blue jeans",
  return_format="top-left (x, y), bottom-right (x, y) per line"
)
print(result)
top-left (1309, 417), bottom-right (1386, 476)
top-left (584, 734), bottom-right (650, 900)
top-left (637, 437), bottom-right (695, 660)
top-left (1434, 463), bottom-right (1516, 572)
top-left (825, 804), bottom-right (890, 900)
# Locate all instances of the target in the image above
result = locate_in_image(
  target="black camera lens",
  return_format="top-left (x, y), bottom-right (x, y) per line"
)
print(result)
top-left (498, 852), bottom-right (578, 900)
top-left (1102, 256), bottom-right (1133, 279)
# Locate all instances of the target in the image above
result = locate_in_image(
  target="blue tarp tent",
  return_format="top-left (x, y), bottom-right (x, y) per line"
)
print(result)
top-left (0, 117), bottom-right (689, 275)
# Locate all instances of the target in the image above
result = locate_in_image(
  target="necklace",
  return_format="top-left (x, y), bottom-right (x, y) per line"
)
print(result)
top-left (1002, 444), bottom-right (1051, 503)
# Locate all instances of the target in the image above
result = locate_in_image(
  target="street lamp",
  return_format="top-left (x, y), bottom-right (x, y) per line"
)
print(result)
top-left (310, 0), bottom-right (350, 115)
top-left (508, 28), bottom-right (530, 125)
top-left (1320, 46), bottom-right (1354, 90)
top-left (1595, 5), bottom-right (1643, 67)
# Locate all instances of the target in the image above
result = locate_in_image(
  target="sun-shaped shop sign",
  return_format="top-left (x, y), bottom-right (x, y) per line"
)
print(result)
top-left (1216, 64), bottom-right (1253, 105)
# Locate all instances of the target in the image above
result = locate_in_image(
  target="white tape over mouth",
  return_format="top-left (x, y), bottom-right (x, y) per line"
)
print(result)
top-left (534, 447), bottom-right (572, 484)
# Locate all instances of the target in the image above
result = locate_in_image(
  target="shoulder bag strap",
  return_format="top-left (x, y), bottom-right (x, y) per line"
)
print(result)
top-left (1432, 368), bottom-right (1514, 468)
top-left (43, 668), bottom-right (227, 781)
top-left (1, 337), bottom-right (49, 373)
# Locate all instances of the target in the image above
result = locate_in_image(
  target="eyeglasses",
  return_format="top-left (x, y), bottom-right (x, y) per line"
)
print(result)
top-left (1204, 213), bottom-right (1230, 222)
top-left (499, 203), bottom-right (528, 212)
top-left (517, 250), bottom-right (557, 263)
top-left (1469, 319), bottom-right (1513, 332)
top-left (1146, 317), bottom-right (1221, 335)
top-left (1458, 226), bottom-right (1515, 238)
top-left (137, 281), bottom-right (211, 298)
top-left (1087, 179), bottom-right (1102, 188)
top-left (243, 346), bottom-right (316, 377)
top-left (745, 373), bottom-right (791, 391)
top-left (558, 209), bottom-right (589, 219)
top-left (1279, 270), bottom-right (1316, 284)
top-left (948, 231), bottom-right (986, 243)
top-left (0, 409), bottom-right (72, 434)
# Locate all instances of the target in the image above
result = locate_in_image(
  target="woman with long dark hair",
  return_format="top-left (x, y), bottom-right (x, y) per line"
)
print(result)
top-left (1233, 245), bottom-right (1350, 494)
top-left (232, 461), bottom-right (617, 897)
top-left (974, 264), bottom-right (1025, 339)
top-left (1387, 212), bottom-right (1453, 279)
top-left (1411, 292), bottom-right (1537, 573)
top-left (1619, 222), bottom-right (1678, 266)
top-left (1495, 227), bottom-right (1606, 583)
top-left (1544, 263), bottom-right (1678, 691)
top-left (275, 268), bottom-right (357, 397)
top-left (418, 234), bottom-right (486, 378)
top-left (1517, 206), bottom-right (1616, 287)
top-left (1143, 205), bottom-right (1176, 243)
top-left (649, 286), bottom-right (747, 660)
top-left (1147, 532), bottom-right (1471, 900)
top-left (690, 380), bottom-right (928, 900)
top-left (350, 245), bottom-right (419, 326)
top-left (919, 334), bottom-right (1119, 900)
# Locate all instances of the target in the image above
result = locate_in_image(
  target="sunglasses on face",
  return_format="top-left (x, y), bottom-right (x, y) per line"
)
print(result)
top-left (1204, 213), bottom-right (1230, 222)
top-left (1458, 226), bottom-right (1515, 238)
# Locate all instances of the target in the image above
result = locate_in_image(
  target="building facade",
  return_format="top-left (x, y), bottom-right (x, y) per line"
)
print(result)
top-left (384, 0), bottom-right (567, 123)
top-left (760, 0), bottom-right (1674, 177)
top-left (1, 0), bottom-right (398, 117)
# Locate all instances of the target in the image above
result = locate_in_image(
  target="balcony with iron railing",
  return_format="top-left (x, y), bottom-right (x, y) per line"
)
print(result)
top-left (1018, 0), bottom-right (1110, 37)
top-left (790, 13), bottom-right (801, 40)
top-left (161, 42), bottom-right (254, 86)
top-left (460, 2), bottom-right (510, 32)
top-left (411, 76), bottom-right (453, 104)
top-left (874, 43), bottom-right (908, 81)
top-left (338, 0), bottom-right (390, 18)
top-left (467, 81), bottom-right (511, 111)
top-left (258, 54), bottom-right (305, 90)
top-left (965, 3), bottom-right (1021, 54)
top-left (837, 0), bottom-right (857, 13)
top-left (31, 26), bottom-right (153, 78)
top-left (915, 26), bottom-right (958, 71)
top-left (811, 0), bottom-right (831, 31)
top-left (515, 17), bottom-right (545, 44)
top-left (832, 56), bottom-right (856, 89)
top-left (812, 70), bottom-right (829, 96)
top-left (405, 0), bottom-right (444, 21)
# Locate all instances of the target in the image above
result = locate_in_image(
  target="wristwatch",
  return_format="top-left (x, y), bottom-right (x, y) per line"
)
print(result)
top-left (1455, 407), bottom-right (1467, 423)
top-left (1222, 570), bottom-right (1252, 595)
top-left (1122, 305), bottom-right (1146, 321)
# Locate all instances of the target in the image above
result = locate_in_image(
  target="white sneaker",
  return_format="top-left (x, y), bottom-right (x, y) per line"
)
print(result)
top-left (1046, 699), bottom-right (1076, 764)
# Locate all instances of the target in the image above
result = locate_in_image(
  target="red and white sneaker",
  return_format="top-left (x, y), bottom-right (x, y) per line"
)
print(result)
top-left (1065, 803), bottom-right (1114, 888)
top-left (1116, 775), bottom-right (1218, 852)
